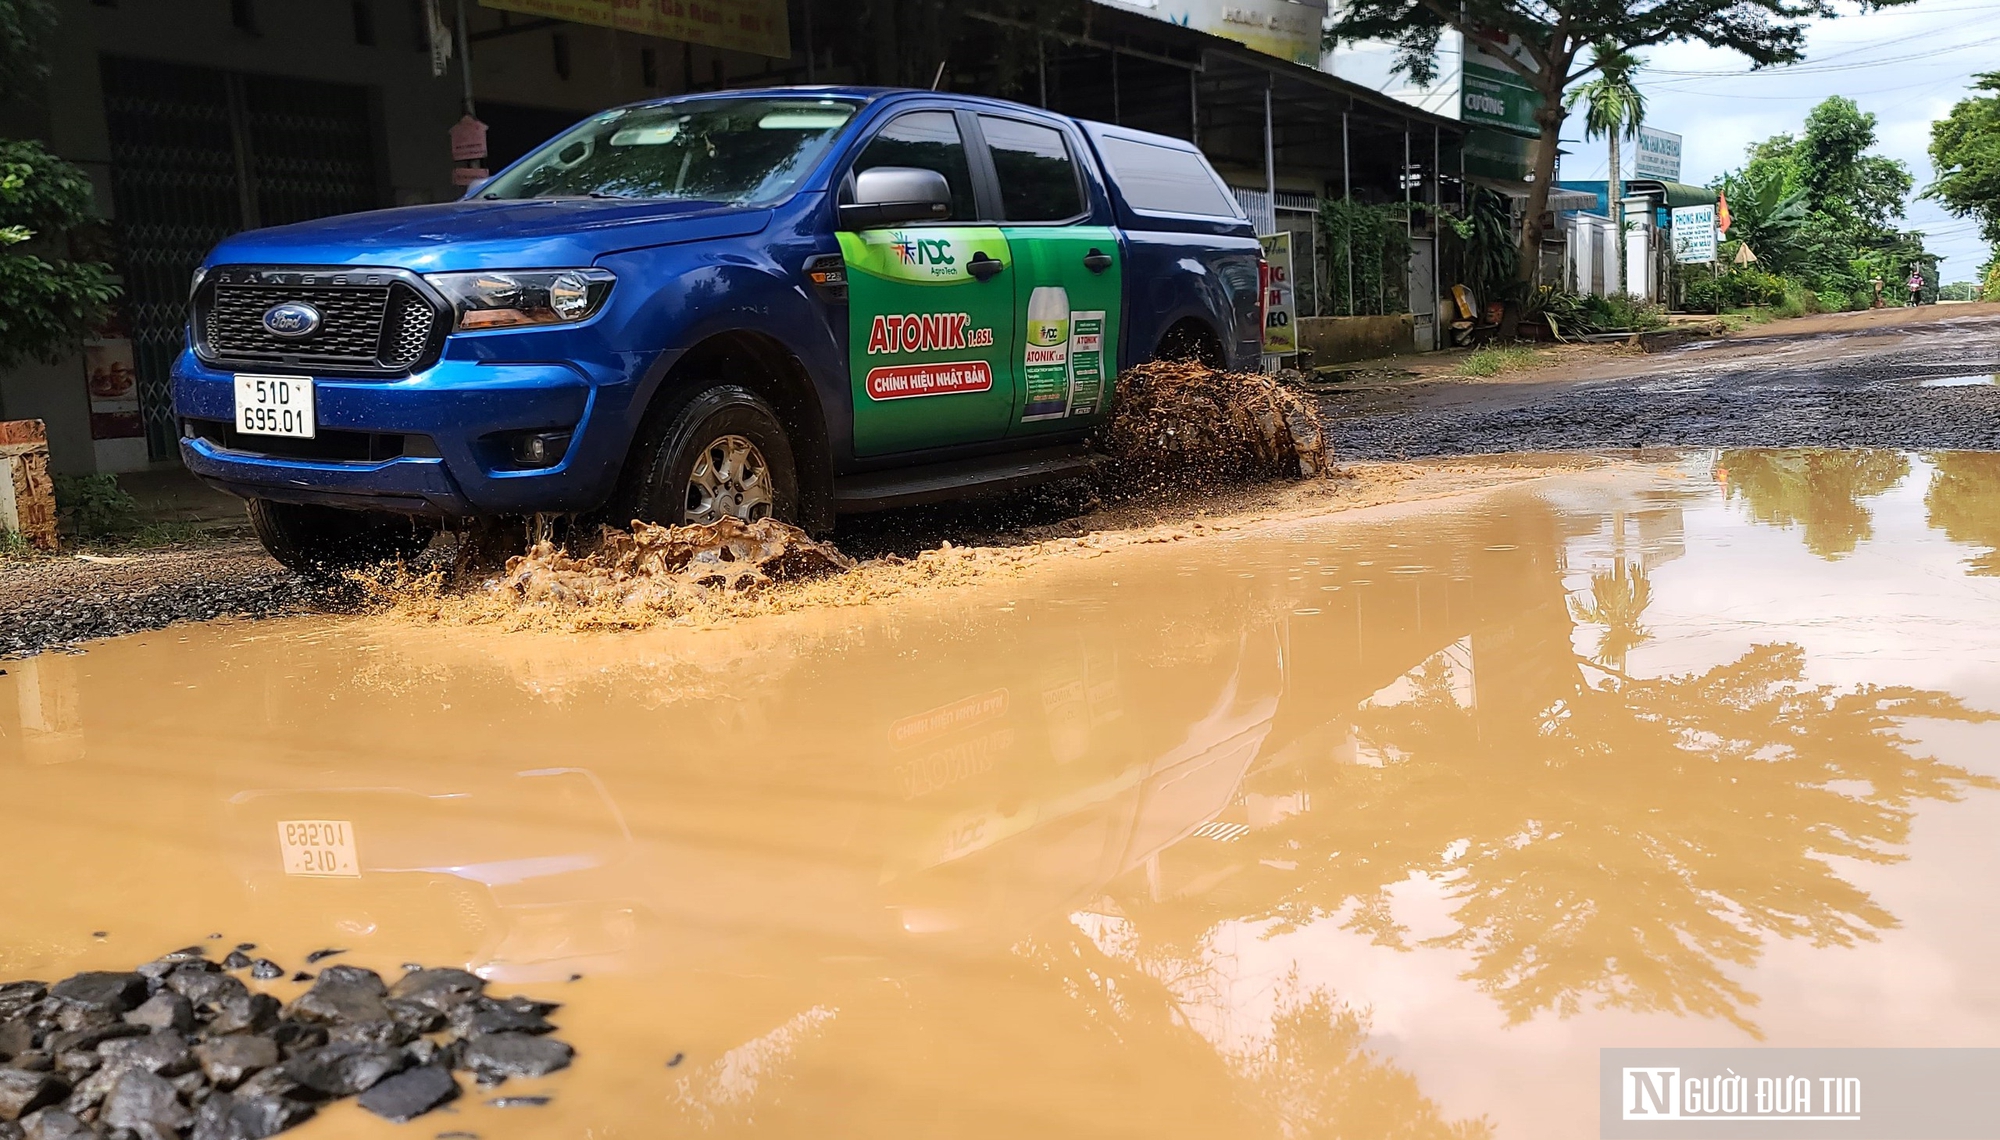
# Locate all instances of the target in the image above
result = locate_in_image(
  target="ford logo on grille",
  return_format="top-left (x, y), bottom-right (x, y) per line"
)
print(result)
top-left (260, 301), bottom-right (322, 339)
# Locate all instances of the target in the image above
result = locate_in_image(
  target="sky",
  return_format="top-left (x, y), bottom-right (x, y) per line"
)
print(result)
top-left (1568, 0), bottom-right (1996, 281)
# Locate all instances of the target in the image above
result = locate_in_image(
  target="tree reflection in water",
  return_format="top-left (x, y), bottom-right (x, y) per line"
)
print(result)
top-left (1717, 449), bottom-right (1910, 559)
top-left (1569, 560), bottom-right (1653, 672)
top-left (1926, 452), bottom-right (2000, 575)
top-left (1243, 974), bottom-right (1495, 1140)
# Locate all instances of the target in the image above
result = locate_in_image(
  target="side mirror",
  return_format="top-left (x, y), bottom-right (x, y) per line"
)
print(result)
top-left (839, 166), bottom-right (950, 229)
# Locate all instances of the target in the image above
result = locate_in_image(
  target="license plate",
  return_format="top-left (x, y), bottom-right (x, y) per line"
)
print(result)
top-left (278, 819), bottom-right (359, 877)
top-left (234, 374), bottom-right (316, 438)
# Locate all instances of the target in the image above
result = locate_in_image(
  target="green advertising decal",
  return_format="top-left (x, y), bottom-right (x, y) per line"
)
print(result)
top-left (1001, 225), bottom-right (1121, 431)
top-left (836, 224), bottom-right (1122, 455)
top-left (838, 227), bottom-right (1017, 455)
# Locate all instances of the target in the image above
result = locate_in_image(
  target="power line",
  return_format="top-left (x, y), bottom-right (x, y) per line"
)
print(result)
top-left (1647, 33), bottom-right (2000, 80)
top-left (1646, 72), bottom-right (1982, 100)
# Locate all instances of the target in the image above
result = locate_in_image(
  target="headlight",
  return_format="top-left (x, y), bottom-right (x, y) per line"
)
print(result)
top-left (424, 268), bottom-right (616, 331)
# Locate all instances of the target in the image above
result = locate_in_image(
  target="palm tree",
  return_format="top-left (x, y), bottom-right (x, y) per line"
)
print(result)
top-left (1566, 44), bottom-right (1647, 293)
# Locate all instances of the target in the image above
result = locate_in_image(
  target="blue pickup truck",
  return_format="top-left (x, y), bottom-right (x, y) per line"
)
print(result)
top-left (173, 87), bottom-right (1262, 569)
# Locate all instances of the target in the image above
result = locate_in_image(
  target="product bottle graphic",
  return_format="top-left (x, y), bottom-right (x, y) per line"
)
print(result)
top-left (1022, 286), bottom-right (1072, 420)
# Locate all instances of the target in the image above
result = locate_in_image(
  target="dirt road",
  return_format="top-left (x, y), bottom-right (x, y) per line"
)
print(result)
top-left (1323, 304), bottom-right (2000, 459)
top-left (6, 305), bottom-right (1997, 657)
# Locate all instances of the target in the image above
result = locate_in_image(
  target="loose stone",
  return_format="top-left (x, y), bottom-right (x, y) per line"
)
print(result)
top-left (356, 1065), bottom-right (459, 1123)
top-left (460, 1033), bottom-right (572, 1082)
top-left (122, 994), bottom-right (192, 1036)
top-left (47, 975), bottom-right (146, 1016)
top-left (100, 1068), bottom-right (192, 1138)
top-left (284, 967), bottom-right (387, 1026)
top-left (0, 1070), bottom-right (67, 1123)
top-left (194, 1036), bottom-right (277, 1091)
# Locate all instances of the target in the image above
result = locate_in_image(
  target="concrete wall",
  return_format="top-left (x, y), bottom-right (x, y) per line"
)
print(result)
top-left (4, 0), bottom-right (782, 476)
top-left (1296, 314), bottom-right (1415, 364)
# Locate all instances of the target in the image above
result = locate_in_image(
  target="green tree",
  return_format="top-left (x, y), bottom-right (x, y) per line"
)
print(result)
top-left (1798, 97), bottom-right (1913, 231)
top-left (0, 0), bottom-right (55, 102)
top-left (1565, 44), bottom-right (1646, 291)
top-left (0, 1), bottom-right (118, 368)
top-left (1717, 166), bottom-right (1810, 273)
top-left (1324, 0), bottom-right (1907, 282)
top-left (1926, 72), bottom-right (2000, 252)
top-left (1719, 98), bottom-right (1922, 300)
top-left (0, 141), bottom-right (119, 368)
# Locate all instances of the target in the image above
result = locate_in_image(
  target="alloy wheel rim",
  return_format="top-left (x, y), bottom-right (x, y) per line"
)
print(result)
top-left (683, 434), bottom-right (774, 524)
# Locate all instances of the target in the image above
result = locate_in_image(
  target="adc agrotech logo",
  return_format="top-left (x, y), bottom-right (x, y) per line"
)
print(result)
top-left (891, 232), bottom-right (955, 269)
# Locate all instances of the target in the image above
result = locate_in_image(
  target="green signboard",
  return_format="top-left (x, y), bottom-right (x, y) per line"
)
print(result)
top-left (1462, 59), bottom-right (1540, 136)
top-left (1461, 128), bottom-right (1534, 182)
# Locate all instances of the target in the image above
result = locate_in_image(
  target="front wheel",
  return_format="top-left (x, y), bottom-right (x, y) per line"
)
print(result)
top-left (247, 499), bottom-right (435, 574)
top-left (625, 385), bottom-right (800, 527)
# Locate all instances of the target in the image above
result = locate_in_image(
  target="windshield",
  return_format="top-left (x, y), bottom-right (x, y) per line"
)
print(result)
top-left (480, 97), bottom-right (861, 205)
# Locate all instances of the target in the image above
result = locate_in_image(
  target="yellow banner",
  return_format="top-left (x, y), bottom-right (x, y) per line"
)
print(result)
top-left (479, 0), bottom-right (790, 60)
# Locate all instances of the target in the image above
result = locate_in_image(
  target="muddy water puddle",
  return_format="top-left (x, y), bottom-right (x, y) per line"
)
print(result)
top-left (8, 449), bottom-right (2000, 1138)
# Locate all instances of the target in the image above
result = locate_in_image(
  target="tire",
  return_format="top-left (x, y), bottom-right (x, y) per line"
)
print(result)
top-left (621, 384), bottom-right (800, 528)
top-left (1152, 321), bottom-right (1225, 368)
top-left (247, 499), bottom-right (435, 574)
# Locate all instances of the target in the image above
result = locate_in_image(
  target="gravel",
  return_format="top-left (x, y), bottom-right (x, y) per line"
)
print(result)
top-left (1322, 317), bottom-right (2000, 459)
top-left (0, 541), bottom-right (344, 660)
top-left (0, 946), bottom-right (573, 1137)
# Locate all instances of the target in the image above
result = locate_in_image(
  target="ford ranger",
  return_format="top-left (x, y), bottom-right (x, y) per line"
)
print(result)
top-left (172, 87), bottom-right (1262, 570)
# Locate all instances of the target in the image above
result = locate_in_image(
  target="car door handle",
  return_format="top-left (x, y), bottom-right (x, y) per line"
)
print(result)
top-left (1082, 248), bottom-right (1113, 273)
top-left (967, 252), bottom-right (1004, 281)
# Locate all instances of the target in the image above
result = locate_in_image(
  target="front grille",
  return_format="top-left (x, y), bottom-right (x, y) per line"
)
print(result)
top-left (207, 283), bottom-right (389, 363)
top-left (380, 289), bottom-right (437, 369)
top-left (194, 270), bottom-right (446, 375)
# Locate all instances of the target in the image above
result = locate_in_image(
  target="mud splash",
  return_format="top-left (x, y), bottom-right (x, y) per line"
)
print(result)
top-left (1102, 360), bottom-right (1328, 484)
top-left (498, 517), bottom-right (854, 610)
top-left (358, 460), bottom-right (1594, 633)
top-left (359, 362), bottom-right (1348, 632)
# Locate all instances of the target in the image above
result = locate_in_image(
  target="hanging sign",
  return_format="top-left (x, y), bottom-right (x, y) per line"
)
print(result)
top-left (424, 0), bottom-right (452, 78)
top-left (450, 116), bottom-right (488, 161)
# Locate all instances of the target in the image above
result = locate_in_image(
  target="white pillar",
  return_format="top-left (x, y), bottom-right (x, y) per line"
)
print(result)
top-left (1599, 219), bottom-right (1617, 297)
top-left (1574, 219), bottom-right (1593, 295)
top-left (1622, 196), bottom-right (1651, 299)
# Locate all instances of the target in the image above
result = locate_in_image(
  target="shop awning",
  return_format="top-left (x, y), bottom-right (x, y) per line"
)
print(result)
top-left (1625, 180), bottom-right (1717, 208)
top-left (1472, 177), bottom-right (1599, 213)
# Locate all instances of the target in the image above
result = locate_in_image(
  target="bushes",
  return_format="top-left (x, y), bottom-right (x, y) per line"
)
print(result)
top-left (1316, 198), bottom-right (1412, 316)
top-left (1678, 264), bottom-right (1795, 312)
top-left (53, 473), bottom-right (137, 538)
top-left (1540, 289), bottom-right (1667, 335)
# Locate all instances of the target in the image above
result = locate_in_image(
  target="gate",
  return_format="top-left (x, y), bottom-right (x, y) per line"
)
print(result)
top-left (100, 57), bottom-right (380, 460)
